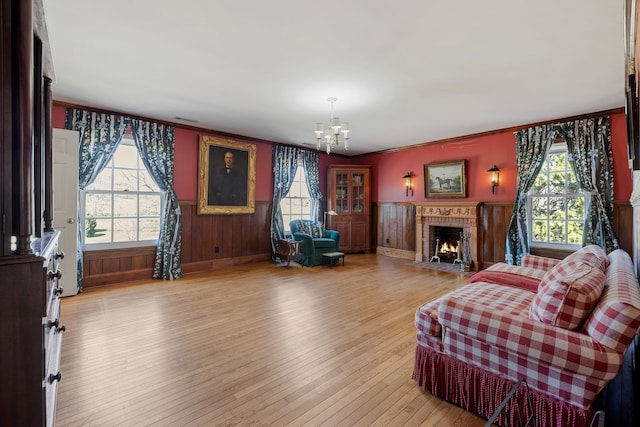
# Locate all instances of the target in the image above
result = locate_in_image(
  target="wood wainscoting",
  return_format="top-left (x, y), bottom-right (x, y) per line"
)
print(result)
top-left (82, 200), bottom-right (272, 288)
top-left (376, 200), bottom-right (633, 270)
top-left (82, 199), bottom-right (632, 288)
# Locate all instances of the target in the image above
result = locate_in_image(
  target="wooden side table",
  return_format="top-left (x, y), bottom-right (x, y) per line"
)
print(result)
top-left (275, 239), bottom-right (302, 267)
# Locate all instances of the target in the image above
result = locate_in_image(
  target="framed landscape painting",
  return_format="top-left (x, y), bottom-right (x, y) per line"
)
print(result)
top-left (197, 135), bottom-right (256, 214)
top-left (424, 160), bottom-right (466, 198)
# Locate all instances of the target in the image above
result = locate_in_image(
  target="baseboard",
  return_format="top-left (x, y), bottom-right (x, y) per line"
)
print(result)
top-left (83, 253), bottom-right (273, 288)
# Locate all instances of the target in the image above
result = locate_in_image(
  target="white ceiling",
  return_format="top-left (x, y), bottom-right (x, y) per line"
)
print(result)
top-left (44, 1), bottom-right (625, 156)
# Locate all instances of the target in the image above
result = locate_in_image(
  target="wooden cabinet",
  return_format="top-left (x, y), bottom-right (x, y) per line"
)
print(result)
top-left (0, 1), bottom-right (63, 425)
top-left (327, 165), bottom-right (371, 253)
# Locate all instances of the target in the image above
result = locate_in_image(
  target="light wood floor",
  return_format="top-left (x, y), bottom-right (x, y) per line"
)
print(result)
top-left (56, 254), bottom-right (487, 426)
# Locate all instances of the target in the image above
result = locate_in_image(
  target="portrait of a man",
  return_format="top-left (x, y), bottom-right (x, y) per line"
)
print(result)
top-left (198, 135), bottom-right (256, 215)
top-left (208, 149), bottom-right (247, 206)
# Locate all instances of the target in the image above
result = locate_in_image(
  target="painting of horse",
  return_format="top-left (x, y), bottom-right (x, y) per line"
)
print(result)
top-left (424, 160), bottom-right (466, 198)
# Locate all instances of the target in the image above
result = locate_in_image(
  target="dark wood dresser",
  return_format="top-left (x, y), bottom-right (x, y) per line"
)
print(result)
top-left (0, 232), bottom-right (65, 426)
top-left (1, 0), bottom-right (63, 425)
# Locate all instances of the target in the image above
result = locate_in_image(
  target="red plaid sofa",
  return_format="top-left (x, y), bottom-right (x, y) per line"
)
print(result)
top-left (412, 246), bottom-right (640, 427)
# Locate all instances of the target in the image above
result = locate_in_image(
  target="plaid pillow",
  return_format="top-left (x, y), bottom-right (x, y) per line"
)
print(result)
top-left (561, 244), bottom-right (609, 272)
top-left (529, 263), bottom-right (605, 330)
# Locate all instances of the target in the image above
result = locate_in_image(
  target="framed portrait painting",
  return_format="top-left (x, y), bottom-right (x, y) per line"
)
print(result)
top-left (198, 135), bottom-right (256, 214)
top-left (424, 160), bottom-right (466, 198)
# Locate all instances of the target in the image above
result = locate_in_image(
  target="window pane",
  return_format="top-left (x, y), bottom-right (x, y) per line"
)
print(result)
top-left (532, 220), bottom-right (547, 242)
top-left (140, 195), bottom-right (161, 216)
top-left (86, 171), bottom-right (112, 191)
top-left (85, 218), bottom-right (111, 243)
top-left (299, 181), bottom-right (310, 198)
top-left (113, 218), bottom-right (138, 242)
top-left (113, 144), bottom-right (138, 168)
top-left (566, 170), bottom-right (580, 193)
top-left (114, 193), bottom-right (138, 217)
top-left (139, 219), bottom-right (160, 240)
top-left (280, 201), bottom-right (292, 215)
top-left (140, 170), bottom-right (159, 192)
top-left (548, 153), bottom-right (565, 170)
top-left (548, 197), bottom-right (566, 220)
top-left (532, 174), bottom-right (548, 194)
top-left (567, 221), bottom-right (583, 244)
top-left (300, 200), bottom-right (311, 215)
top-left (290, 198), bottom-right (303, 214)
top-left (548, 172), bottom-right (565, 194)
top-left (113, 169), bottom-right (137, 191)
top-left (531, 197), bottom-right (547, 219)
top-left (549, 221), bottom-right (566, 243)
top-left (567, 197), bottom-right (585, 220)
top-left (86, 193), bottom-right (112, 217)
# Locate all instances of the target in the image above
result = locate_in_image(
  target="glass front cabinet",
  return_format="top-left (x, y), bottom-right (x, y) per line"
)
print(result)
top-left (327, 165), bottom-right (371, 253)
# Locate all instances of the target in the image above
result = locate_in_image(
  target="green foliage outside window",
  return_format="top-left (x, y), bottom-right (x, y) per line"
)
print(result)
top-left (528, 146), bottom-right (586, 247)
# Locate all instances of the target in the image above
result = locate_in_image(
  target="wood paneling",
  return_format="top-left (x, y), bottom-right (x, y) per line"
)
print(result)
top-left (481, 202), bottom-right (513, 268)
top-left (82, 200), bottom-right (272, 288)
top-left (82, 199), bottom-right (633, 287)
top-left (375, 203), bottom-right (415, 252)
top-left (374, 200), bottom-right (634, 268)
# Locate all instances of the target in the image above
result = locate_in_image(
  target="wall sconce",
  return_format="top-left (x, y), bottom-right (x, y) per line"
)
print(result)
top-left (403, 172), bottom-right (413, 196)
top-left (488, 165), bottom-right (500, 194)
top-left (323, 210), bottom-right (337, 226)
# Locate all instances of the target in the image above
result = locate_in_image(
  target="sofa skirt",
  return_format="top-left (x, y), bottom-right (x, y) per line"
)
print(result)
top-left (412, 344), bottom-right (593, 427)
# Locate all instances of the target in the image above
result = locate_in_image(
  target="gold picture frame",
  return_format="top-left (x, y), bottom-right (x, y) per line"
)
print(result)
top-left (198, 135), bottom-right (256, 214)
top-left (424, 160), bottom-right (466, 198)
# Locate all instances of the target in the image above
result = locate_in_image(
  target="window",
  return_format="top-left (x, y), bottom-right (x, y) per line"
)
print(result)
top-left (280, 161), bottom-right (312, 234)
top-left (527, 143), bottom-right (588, 249)
top-left (82, 136), bottom-right (163, 249)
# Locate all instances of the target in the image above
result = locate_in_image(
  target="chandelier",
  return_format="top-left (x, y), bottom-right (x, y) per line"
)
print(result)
top-left (314, 97), bottom-right (350, 154)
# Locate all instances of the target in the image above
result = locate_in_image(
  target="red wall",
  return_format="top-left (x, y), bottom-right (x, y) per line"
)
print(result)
top-left (53, 105), bottom-right (632, 204)
top-left (353, 112), bottom-right (632, 203)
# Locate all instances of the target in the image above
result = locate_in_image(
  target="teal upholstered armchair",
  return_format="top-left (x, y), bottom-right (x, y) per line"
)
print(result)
top-left (289, 219), bottom-right (340, 266)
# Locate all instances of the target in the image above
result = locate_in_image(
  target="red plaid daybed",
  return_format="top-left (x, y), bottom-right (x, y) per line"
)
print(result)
top-left (412, 246), bottom-right (640, 427)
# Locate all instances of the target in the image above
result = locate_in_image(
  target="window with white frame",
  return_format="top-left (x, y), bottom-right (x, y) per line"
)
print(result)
top-left (280, 160), bottom-right (312, 234)
top-left (82, 136), bottom-right (163, 249)
top-left (526, 142), bottom-right (589, 249)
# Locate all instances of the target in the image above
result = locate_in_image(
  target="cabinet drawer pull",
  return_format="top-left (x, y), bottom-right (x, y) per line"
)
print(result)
top-left (48, 270), bottom-right (62, 281)
top-left (55, 251), bottom-right (65, 260)
top-left (54, 287), bottom-right (64, 296)
top-left (56, 325), bottom-right (66, 333)
top-left (48, 372), bottom-right (62, 384)
top-left (47, 319), bottom-right (59, 329)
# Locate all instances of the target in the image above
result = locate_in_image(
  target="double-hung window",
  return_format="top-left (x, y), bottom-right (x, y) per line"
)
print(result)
top-left (526, 142), bottom-right (589, 250)
top-left (82, 135), bottom-right (163, 249)
top-left (280, 159), bottom-right (312, 234)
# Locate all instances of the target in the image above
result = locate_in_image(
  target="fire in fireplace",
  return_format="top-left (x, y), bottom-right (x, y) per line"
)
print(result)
top-left (431, 226), bottom-right (463, 263)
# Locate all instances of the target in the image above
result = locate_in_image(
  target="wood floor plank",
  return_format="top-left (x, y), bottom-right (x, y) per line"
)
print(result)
top-left (56, 254), bottom-right (487, 426)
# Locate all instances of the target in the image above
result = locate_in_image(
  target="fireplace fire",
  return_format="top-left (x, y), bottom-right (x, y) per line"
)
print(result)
top-left (439, 242), bottom-right (458, 254)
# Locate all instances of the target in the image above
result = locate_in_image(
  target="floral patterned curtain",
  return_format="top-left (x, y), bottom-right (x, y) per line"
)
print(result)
top-left (301, 149), bottom-right (323, 221)
top-left (65, 109), bottom-right (128, 291)
top-left (270, 145), bottom-right (301, 253)
top-left (505, 125), bottom-right (556, 265)
top-left (130, 119), bottom-right (183, 280)
top-left (557, 117), bottom-right (619, 253)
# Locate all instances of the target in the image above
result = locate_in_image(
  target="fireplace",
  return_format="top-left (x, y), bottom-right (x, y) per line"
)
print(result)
top-left (414, 202), bottom-right (481, 271)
